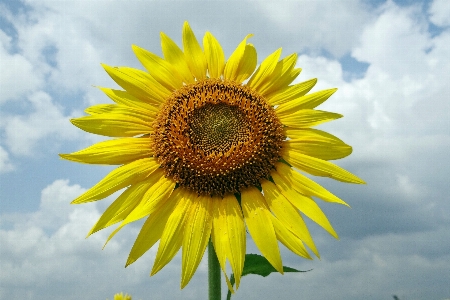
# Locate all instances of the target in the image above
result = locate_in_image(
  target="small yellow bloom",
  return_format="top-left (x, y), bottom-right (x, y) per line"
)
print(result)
top-left (111, 292), bottom-right (131, 300)
top-left (62, 21), bottom-right (364, 289)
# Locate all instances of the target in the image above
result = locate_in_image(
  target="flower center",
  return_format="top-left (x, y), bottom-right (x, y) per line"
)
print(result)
top-left (152, 79), bottom-right (284, 196)
top-left (190, 103), bottom-right (250, 154)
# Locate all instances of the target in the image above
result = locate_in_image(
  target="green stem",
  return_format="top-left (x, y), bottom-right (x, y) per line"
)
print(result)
top-left (226, 273), bottom-right (235, 300)
top-left (208, 239), bottom-right (221, 300)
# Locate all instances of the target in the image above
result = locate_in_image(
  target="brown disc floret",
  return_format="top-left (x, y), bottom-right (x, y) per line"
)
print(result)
top-left (152, 79), bottom-right (284, 196)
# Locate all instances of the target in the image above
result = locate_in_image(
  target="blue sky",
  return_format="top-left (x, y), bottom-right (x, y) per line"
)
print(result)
top-left (1, 0), bottom-right (449, 299)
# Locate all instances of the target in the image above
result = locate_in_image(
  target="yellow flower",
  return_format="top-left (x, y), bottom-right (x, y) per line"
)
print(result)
top-left (112, 292), bottom-right (132, 300)
top-left (61, 21), bottom-right (364, 289)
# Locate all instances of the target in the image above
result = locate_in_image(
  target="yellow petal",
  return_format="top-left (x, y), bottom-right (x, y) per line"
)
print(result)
top-left (70, 113), bottom-right (152, 137)
top-left (269, 168), bottom-right (339, 238)
top-left (267, 78), bottom-right (317, 105)
top-left (211, 194), bottom-right (245, 289)
top-left (88, 180), bottom-right (154, 235)
top-left (182, 21), bottom-right (207, 80)
top-left (277, 109), bottom-right (343, 128)
top-left (211, 197), bottom-right (234, 292)
top-left (282, 149), bottom-right (366, 184)
top-left (261, 53), bottom-right (300, 96)
top-left (223, 34), bottom-right (254, 82)
top-left (270, 215), bottom-right (311, 259)
top-left (119, 66), bottom-right (172, 98)
top-left (59, 137), bottom-right (153, 165)
top-left (151, 189), bottom-right (193, 275)
top-left (71, 157), bottom-right (159, 204)
top-left (276, 89), bottom-right (337, 116)
top-left (203, 32), bottom-right (225, 79)
top-left (160, 32), bottom-right (194, 84)
top-left (247, 48), bottom-right (282, 91)
top-left (132, 44), bottom-right (183, 91)
top-left (102, 64), bottom-right (170, 106)
top-left (235, 44), bottom-right (257, 83)
top-left (84, 104), bottom-right (117, 115)
top-left (84, 104), bottom-right (157, 119)
top-left (283, 134), bottom-right (352, 161)
top-left (261, 180), bottom-right (318, 257)
top-left (285, 127), bottom-right (340, 140)
top-left (181, 195), bottom-right (213, 288)
top-left (289, 193), bottom-right (338, 239)
top-left (126, 189), bottom-right (182, 266)
top-left (289, 68), bottom-right (302, 81)
top-left (211, 197), bottom-right (227, 273)
top-left (274, 162), bottom-right (348, 205)
top-left (241, 187), bottom-right (283, 273)
top-left (119, 170), bottom-right (176, 228)
top-left (223, 195), bottom-right (246, 289)
top-left (97, 87), bottom-right (160, 112)
top-left (102, 171), bottom-right (175, 246)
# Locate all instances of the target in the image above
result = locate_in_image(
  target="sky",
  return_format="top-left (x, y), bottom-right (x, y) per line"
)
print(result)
top-left (0, 0), bottom-right (449, 299)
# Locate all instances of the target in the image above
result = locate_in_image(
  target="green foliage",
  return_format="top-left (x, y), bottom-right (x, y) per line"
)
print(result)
top-left (227, 254), bottom-right (310, 299)
top-left (242, 254), bottom-right (307, 277)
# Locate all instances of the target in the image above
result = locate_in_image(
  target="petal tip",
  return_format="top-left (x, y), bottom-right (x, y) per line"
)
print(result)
top-left (85, 229), bottom-right (94, 239)
top-left (150, 266), bottom-right (159, 276)
top-left (159, 31), bottom-right (168, 39)
top-left (180, 279), bottom-right (189, 289)
top-left (125, 258), bottom-right (134, 268)
top-left (131, 44), bottom-right (140, 52)
top-left (69, 118), bottom-right (84, 128)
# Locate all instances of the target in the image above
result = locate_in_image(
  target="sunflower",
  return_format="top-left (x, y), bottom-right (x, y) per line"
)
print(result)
top-left (111, 293), bottom-right (132, 300)
top-left (61, 21), bottom-right (364, 289)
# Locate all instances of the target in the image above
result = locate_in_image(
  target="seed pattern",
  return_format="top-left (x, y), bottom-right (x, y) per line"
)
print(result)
top-left (190, 103), bottom-right (250, 154)
top-left (152, 79), bottom-right (284, 196)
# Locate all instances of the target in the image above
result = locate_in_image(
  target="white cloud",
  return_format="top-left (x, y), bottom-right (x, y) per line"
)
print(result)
top-left (2, 91), bottom-right (81, 156)
top-left (429, 0), bottom-right (450, 27)
top-left (353, 2), bottom-right (432, 78)
top-left (396, 174), bottom-right (424, 200)
top-left (0, 145), bottom-right (14, 173)
top-left (288, 0), bottom-right (449, 248)
top-left (7, 3), bottom-right (109, 93)
top-left (299, 233), bottom-right (450, 300)
top-left (0, 180), bottom-right (208, 300)
top-left (0, 180), bottom-right (95, 292)
top-left (214, 227), bottom-right (450, 300)
top-left (0, 29), bottom-right (42, 103)
top-left (256, 0), bottom-right (372, 57)
top-left (294, 0), bottom-right (450, 146)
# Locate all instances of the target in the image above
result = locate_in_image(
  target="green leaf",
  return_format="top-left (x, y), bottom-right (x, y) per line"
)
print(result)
top-left (242, 253), bottom-right (308, 277)
top-left (226, 254), bottom-right (310, 300)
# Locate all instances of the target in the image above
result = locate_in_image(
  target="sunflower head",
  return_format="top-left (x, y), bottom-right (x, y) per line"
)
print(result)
top-left (152, 79), bottom-right (285, 196)
top-left (61, 21), bottom-right (364, 290)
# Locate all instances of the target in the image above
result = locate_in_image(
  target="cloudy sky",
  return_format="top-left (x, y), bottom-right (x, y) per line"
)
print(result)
top-left (1, 0), bottom-right (449, 299)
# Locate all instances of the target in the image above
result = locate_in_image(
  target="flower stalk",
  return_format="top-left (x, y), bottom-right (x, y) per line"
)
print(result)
top-left (208, 239), bottom-right (221, 300)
